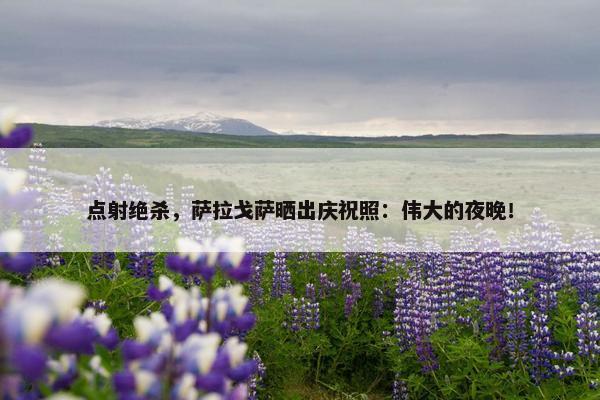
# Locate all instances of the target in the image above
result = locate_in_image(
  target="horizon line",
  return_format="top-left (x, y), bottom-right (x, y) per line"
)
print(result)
top-left (22, 121), bottom-right (600, 139)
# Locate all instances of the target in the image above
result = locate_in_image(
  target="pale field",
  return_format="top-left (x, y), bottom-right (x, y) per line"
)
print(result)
top-left (5, 148), bottom-right (598, 249)
top-left (160, 149), bottom-right (600, 245)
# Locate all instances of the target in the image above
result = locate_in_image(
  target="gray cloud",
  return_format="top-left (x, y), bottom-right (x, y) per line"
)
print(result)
top-left (1, 0), bottom-right (600, 135)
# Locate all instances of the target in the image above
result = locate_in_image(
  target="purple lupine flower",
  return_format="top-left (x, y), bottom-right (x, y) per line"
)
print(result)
top-left (147, 275), bottom-right (175, 303)
top-left (271, 252), bottom-right (292, 298)
top-left (351, 281), bottom-right (362, 300)
top-left (44, 320), bottom-right (98, 354)
top-left (182, 274), bottom-right (202, 289)
top-left (0, 169), bottom-right (36, 275)
top-left (285, 297), bottom-right (301, 332)
top-left (165, 242), bottom-right (213, 280)
top-left (22, 145), bottom-right (48, 255)
top-left (341, 268), bottom-right (353, 291)
top-left (0, 108), bottom-right (33, 148)
top-left (178, 185), bottom-right (202, 243)
top-left (127, 252), bottom-right (156, 278)
top-left (285, 297), bottom-right (320, 332)
top-left (570, 253), bottom-right (600, 305)
top-left (152, 238), bottom-right (255, 329)
top-left (529, 310), bottom-right (554, 383)
top-left (344, 293), bottom-right (355, 318)
top-left (449, 253), bottom-right (479, 323)
top-left (0, 278), bottom-right (116, 394)
top-left (113, 369), bottom-right (161, 399)
top-left (392, 374), bottom-right (409, 400)
top-left (531, 253), bottom-right (559, 312)
top-left (380, 238), bottom-right (400, 273)
top-left (0, 162), bottom-right (34, 206)
top-left (502, 253), bottom-right (533, 291)
top-left (0, 231), bottom-right (35, 274)
top-left (86, 299), bottom-right (108, 313)
top-left (117, 261), bottom-right (256, 399)
top-left (314, 251), bottom-right (325, 264)
top-left (430, 255), bottom-right (457, 323)
top-left (359, 252), bottom-right (379, 278)
top-left (249, 253), bottom-right (266, 307)
top-left (215, 237), bottom-right (254, 282)
top-left (344, 252), bottom-right (358, 270)
top-left (91, 252), bottom-right (117, 271)
top-left (45, 233), bottom-right (66, 266)
top-left (82, 167), bottom-right (118, 267)
top-left (535, 281), bottom-right (558, 313)
top-left (309, 301), bottom-right (321, 330)
top-left (301, 298), bottom-right (319, 330)
top-left (505, 287), bottom-right (529, 365)
top-left (551, 351), bottom-right (575, 379)
top-left (576, 302), bottom-right (600, 362)
top-left (394, 276), bottom-right (416, 352)
top-left (318, 272), bottom-right (336, 298)
top-left (479, 254), bottom-right (505, 359)
top-left (373, 287), bottom-right (384, 319)
top-left (413, 284), bottom-right (439, 373)
top-left (393, 264), bottom-right (440, 373)
top-left (415, 336), bottom-right (439, 373)
top-left (210, 285), bottom-right (256, 337)
top-left (118, 175), bottom-right (156, 263)
top-left (9, 344), bottom-right (47, 381)
top-left (248, 351), bottom-right (266, 400)
top-left (305, 283), bottom-right (316, 302)
top-left (166, 237), bottom-right (253, 282)
top-left (45, 253), bottom-right (65, 268)
top-left (46, 354), bottom-right (78, 391)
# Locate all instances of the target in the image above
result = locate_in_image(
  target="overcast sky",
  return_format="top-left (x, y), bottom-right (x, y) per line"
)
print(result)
top-left (1, 0), bottom-right (599, 136)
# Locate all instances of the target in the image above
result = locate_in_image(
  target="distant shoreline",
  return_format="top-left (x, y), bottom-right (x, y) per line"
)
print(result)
top-left (28, 123), bottom-right (600, 148)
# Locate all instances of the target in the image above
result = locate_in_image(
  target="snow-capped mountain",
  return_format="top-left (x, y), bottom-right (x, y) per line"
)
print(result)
top-left (95, 112), bottom-right (277, 136)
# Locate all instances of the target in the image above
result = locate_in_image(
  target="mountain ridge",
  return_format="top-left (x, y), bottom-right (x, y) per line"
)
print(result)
top-left (95, 112), bottom-right (277, 136)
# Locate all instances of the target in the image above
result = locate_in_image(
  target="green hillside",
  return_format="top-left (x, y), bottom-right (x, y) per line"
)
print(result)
top-left (31, 123), bottom-right (600, 148)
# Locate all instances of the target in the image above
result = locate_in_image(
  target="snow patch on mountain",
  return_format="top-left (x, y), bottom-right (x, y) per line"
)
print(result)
top-left (95, 112), bottom-right (277, 136)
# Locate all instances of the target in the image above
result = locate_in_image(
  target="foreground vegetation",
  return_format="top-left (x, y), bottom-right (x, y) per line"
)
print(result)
top-left (2, 251), bottom-right (600, 399)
